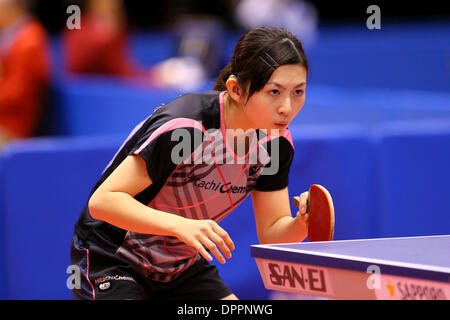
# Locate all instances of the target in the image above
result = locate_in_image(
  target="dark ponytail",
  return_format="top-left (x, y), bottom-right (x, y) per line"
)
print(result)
top-left (213, 27), bottom-right (309, 98)
top-left (213, 62), bottom-right (232, 91)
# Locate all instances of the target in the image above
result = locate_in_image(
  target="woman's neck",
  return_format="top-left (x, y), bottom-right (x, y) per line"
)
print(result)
top-left (223, 92), bottom-right (256, 157)
top-left (223, 92), bottom-right (254, 133)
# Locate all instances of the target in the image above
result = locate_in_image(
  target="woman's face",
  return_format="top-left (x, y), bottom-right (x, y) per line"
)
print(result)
top-left (244, 64), bottom-right (307, 135)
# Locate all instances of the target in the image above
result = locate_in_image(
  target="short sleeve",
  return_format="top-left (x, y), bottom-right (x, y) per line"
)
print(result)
top-left (128, 126), bottom-right (202, 183)
top-left (252, 137), bottom-right (294, 192)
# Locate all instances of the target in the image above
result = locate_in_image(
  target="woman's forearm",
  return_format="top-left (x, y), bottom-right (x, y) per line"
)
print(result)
top-left (88, 191), bottom-right (186, 236)
top-left (259, 215), bottom-right (307, 244)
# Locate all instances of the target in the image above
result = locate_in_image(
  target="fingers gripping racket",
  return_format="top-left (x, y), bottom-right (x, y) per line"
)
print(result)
top-left (293, 184), bottom-right (335, 242)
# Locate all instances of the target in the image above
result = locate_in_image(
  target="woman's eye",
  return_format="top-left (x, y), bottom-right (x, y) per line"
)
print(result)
top-left (270, 89), bottom-right (279, 95)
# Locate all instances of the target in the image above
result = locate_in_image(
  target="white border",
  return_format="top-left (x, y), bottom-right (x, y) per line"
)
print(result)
top-left (252, 235), bottom-right (450, 274)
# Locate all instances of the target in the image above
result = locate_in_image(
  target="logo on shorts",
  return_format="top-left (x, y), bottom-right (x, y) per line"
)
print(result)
top-left (99, 282), bottom-right (111, 291)
top-left (94, 275), bottom-right (137, 285)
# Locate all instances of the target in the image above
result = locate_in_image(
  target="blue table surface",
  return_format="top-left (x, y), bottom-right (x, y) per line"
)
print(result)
top-left (251, 235), bottom-right (450, 270)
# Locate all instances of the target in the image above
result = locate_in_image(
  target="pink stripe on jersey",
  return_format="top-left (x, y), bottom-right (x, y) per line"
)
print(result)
top-left (134, 118), bottom-right (205, 155)
top-left (133, 112), bottom-right (235, 210)
top-left (85, 249), bottom-right (95, 300)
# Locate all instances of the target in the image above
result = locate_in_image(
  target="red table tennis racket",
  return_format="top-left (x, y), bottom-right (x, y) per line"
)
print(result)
top-left (293, 184), bottom-right (335, 242)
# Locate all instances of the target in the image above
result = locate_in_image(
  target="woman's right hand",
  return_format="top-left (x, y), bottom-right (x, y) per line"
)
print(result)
top-left (173, 218), bottom-right (235, 264)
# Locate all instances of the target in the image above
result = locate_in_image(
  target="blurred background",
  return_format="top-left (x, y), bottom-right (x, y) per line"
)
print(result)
top-left (0, 0), bottom-right (449, 300)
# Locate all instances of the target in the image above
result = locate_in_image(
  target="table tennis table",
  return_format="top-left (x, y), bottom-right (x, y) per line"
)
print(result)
top-left (251, 235), bottom-right (450, 300)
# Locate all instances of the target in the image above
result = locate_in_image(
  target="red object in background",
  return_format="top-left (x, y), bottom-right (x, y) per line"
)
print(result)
top-left (0, 18), bottom-right (50, 139)
top-left (63, 15), bottom-right (146, 79)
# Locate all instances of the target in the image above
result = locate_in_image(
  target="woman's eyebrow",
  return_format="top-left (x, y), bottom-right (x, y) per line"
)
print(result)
top-left (267, 81), bottom-right (307, 88)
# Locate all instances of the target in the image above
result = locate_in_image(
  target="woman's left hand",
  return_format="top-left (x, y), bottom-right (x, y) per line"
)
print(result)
top-left (295, 191), bottom-right (309, 229)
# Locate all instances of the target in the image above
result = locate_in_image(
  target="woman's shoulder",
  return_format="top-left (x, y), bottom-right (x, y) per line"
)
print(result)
top-left (169, 90), bottom-right (220, 108)
top-left (157, 90), bottom-right (222, 127)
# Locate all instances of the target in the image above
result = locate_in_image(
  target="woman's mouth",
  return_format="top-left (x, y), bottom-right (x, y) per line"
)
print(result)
top-left (274, 122), bottom-right (289, 128)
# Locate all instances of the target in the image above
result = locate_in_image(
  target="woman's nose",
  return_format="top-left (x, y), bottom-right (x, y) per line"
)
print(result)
top-left (277, 97), bottom-right (292, 116)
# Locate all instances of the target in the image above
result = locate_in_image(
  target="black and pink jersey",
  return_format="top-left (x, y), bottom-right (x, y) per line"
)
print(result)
top-left (73, 90), bottom-right (295, 282)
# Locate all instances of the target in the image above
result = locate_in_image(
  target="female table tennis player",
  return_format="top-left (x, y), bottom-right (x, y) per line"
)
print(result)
top-left (71, 26), bottom-right (310, 300)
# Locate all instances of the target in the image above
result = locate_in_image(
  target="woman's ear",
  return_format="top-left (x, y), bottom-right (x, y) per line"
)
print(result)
top-left (226, 75), bottom-right (246, 104)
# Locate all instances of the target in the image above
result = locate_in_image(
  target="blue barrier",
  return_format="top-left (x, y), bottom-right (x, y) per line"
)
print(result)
top-left (294, 85), bottom-right (450, 127)
top-left (375, 120), bottom-right (450, 237)
top-left (49, 77), bottom-right (187, 136)
top-left (0, 136), bottom-right (122, 299)
top-left (298, 22), bottom-right (450, 92)
top-left (288, 124), bottom-right (377, 239)
top-left (48, 78), bottom-right (450, 138)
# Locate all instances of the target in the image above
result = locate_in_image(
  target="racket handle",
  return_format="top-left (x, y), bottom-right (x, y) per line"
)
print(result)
top-left (306, 195), bottom-right (310, 214)
top-left (293, 196), bottom-right (299, 208)
top-left (293, 196), bottom-right (310, 214)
